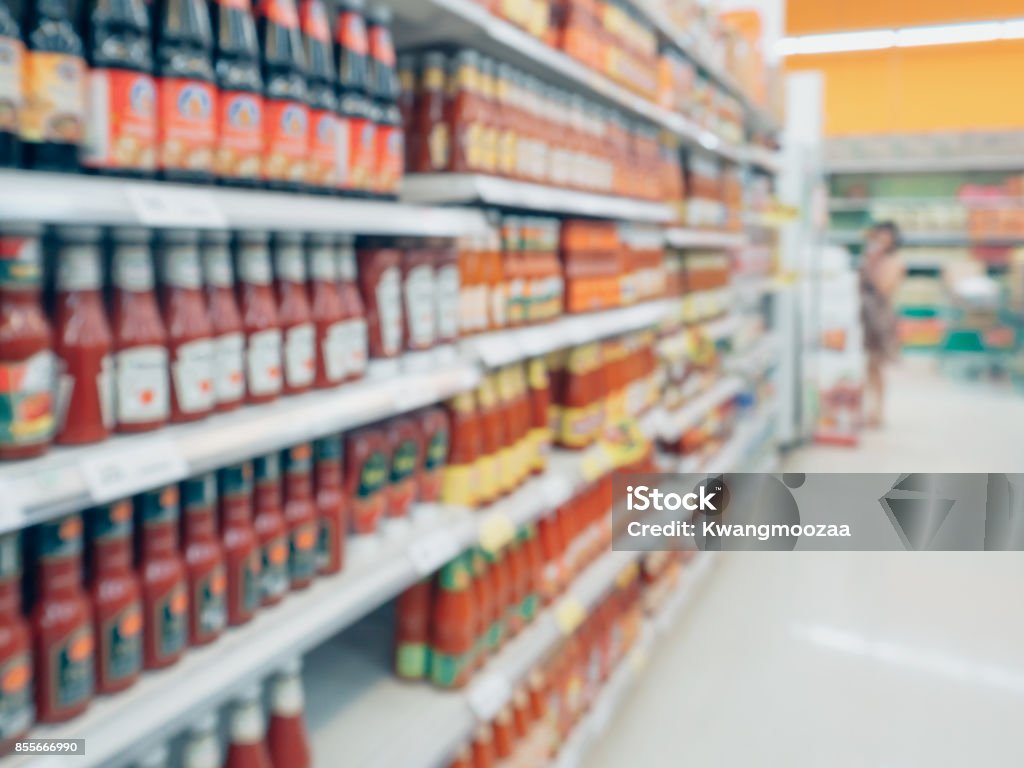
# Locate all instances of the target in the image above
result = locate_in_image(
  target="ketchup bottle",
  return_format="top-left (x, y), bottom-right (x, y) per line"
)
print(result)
top-left (0, 224), bottom-right (55, 460)
top-left (418, 407), bottom-right (449, 503)
top-left (386, 416), bottom-right (421, 523)
top-left (158, 230), bottom-right (216, 423)
top-left (343, 425), bottom-right (389, 538)
top-left (137, 486), bottom-right (188, 670)
top-left (219, 462), bottom-right (262, 626)
top-left (154, 0), bottom-right (217, 182)
top-left (182, 712), bottom-right (220, 768)
top-left (225, 686), bottom-right (273, 768)
top-left (366, 5), bottom-right (401, 198)
top-left (211, 0), bottom-right (263, 187)
top-left (20, 0), bottom-right (86, 171)
top-left (0, 2), bottom-right (21, 168)
top-left (53, 225), bottom-right (114, 446)
top-left (430, 553), bottom-right (474, 689)
top-left (0, 532), bottom-right (32, 751)
top-left (267, 659), bottom-right (312, 768)
top-left (32, 514), bottom-right (94, 723)
top-left (235, 231), bottom-right (283, 404)
top-left (282, 443), bottom-right (318, 589)
top-left (299, 0), bottom-right (339, 193)
top-left (313, 435), bottom-right (345, 575)
top-left (82, 0), bottom-right (156, 176)
top-left (182, 474), bottom-right (227, 646)
top-left (87, 500), bottom-right (142, 695)
top-left (335, 236), bottom-right (367, 381)
top-left (111, 227), bottom-right (170, 434)
top-left (306, 233), bottom-right (345, 388)
top-left (394, 578), bottom-right (431, 681)
top-left (257, 0), bottom-right (308, 191)
top-left (253, 453), bottom-right (289, 606)
top-left (443, 391), bottom-right (480, 508)
top-left (334, 0), bottom-right (373, 195)
top-left (202, 230), bottom-right (246, 411)
top-left (273, 233), bottom-right (315, 396)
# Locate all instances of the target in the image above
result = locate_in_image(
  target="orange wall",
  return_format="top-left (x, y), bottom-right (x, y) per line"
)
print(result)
top-left (787, 0), bottom-right (1024, 35)
top-left (786, 38), bottom-right (1024, 136)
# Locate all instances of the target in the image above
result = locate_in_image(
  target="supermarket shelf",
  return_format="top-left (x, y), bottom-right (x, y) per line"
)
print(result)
top-left (401, 173), bottom-right (676, 222)
top-left (12, 438), bottom-right (633, 768)
top-left (460, 299), bottom-right (676, 367)
top-left (658, 376), bottom-right (744, 441)
top-left (740, 145), bottom-right (785, 174)
top-left (307, 546), bottom-right (642, 768)
top-left (826, 155), bottom-right (1024, 175)
top-left (0, 359), bottom-right (479, 533)
top-left (728, 334), bottom-right (779, 379)
top-left (664, 228), bottom-right (747, 249)
top-left (388, 0), bottom-right (743, 162)
top-left (0, 170), bottom-right (489, 236)
top-left (554, 552), bottom-right (720, 768)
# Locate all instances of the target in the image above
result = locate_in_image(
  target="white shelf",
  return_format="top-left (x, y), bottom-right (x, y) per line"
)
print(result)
top-left (826, 155), bottom-right (1024, 174)
top-left (664, 228), bottom-right (747, 249)
top-left (0, 170), bottom-right (489, 236)
top-left (657, 376), bottom-right (744, 441)
top-left (460, 299), bottom-right (676, 367)
top-left (11, 438), bottom-right (633, 768)
top-left (388, 0), bottom-right (745, 162)
top-left (827, 230), bottom-right (1024, 247)
top-left (308, 546), bottom-right (641, 768)
top-left (741, 145), bottom-right (785, 173)
top-left (401, 173), bottom-right (676, 222)
top-left (0, 359), bottom-right (479, 533)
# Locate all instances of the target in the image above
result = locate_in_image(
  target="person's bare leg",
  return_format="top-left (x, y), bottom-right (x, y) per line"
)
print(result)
top-left (865, 356), bottom-right (883, 427)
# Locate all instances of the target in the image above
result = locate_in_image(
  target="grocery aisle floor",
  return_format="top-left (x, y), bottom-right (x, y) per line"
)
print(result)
top-left (587, 364), bottom-right (1024, 767)
top-left (587, 553), bottom-right (1024, 768)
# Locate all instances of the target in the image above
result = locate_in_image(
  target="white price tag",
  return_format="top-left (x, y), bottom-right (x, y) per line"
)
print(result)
top-left (466, 672), bottom-right (512, 722)
top-left (127, 185), bottom-right (226, 229)
top-left (80, 436), bottom-right (188, 504)
top-left (407, 528), bottom-right (460, 576)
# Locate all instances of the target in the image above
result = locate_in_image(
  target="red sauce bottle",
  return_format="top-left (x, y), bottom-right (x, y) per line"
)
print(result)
top-left (357, 242), bottom-right (403, 360)
top-left (401, 245), bottom-right (437, 353)
top-left (478, 548), bottom-right (500, 658)
top-left (487, 546), bottom-right (509, 649)
top-left (411, 51), bottom-right (448, 173)
top-left (273, 233), bottom-right (315, 395)
top-left (430, 553), bottom-right (474, 689)
top-left (476, 376), bottom-right (503, 504)
top-left (306, 234), bottom-right (345, 388)
top-left (394, 577), bottom-right (432, 681)
top-left (236, 231), bottom-right (283, 404)
top-left (53, 225), bottom-right (114, 446)
top-left (300, 0), bottom-right (339, 193)
top-left (110, 227), bottom-right (170, 434)
top-left (434, 244), bottom-right (460, 346)
top-left (527, 358), bottom-right (551, 474)
top-left (157, 230), bottom-right (216, 423)
top-left (0, 224), bottom-right (56, 459)
top-left (219, 462), bottom-right (262, 626)
top-left (201, 231), bottom-right (246, 412)
top-left (344, 425), bottom-right (389, 537)
top-left (334, 0), bottom-right (373, 195)
top-left (282, 443), bottom-right (318, 589)
top-left (267, 659), bottom-right (312, 768)
top-left (470, 725), bottom-right (496, 768)
top-left (418, 407), bottom-right (450, 503)
top-left (0, 532), bottom-right (33, 750)
top-left (468, 548), bottom-right (491, 672)
top-left (87, 500), bottom-right (142, 695)
top-left (313, 435), bottom-right (346, 575)
top-left (253, 453), bottom-right (289, 605)
top-left (225, 685), bottom-right (273, 768)
top-left (386, 416), bottom-right (421, 523)
top-left (32, 513), bottom-right (94, 723)
top-left (335, 236), bottom-right (368, 381)
top-left (182, 474), bottom-right (227, 646)
top-left (443, 391), bottom-right (480, 508)
top-left (137, 486), bottom-right (188, 670)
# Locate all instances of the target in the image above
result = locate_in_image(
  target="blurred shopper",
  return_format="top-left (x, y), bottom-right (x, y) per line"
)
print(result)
top-left (859, 221), bottom-right (904, 427)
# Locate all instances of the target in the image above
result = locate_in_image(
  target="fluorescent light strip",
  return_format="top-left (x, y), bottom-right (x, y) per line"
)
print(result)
top-left (777, 18), bottom-right (1024, 57)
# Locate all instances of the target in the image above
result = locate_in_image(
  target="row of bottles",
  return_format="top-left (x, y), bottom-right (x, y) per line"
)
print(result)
top-left (0, 404), bottom-right (450, 739)
top-left (445, 554), bottom-right (646, 767)
top-left (393, 475), bottom-right (622, 691)
top-left (0, 0), bottom-right (402, 197)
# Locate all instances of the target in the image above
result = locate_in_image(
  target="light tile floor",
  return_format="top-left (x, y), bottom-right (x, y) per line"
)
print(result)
top-left (588, 365), bottom-right (1024, 767)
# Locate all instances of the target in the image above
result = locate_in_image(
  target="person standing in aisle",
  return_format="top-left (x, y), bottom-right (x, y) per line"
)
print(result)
top-left (860, 221), bottom-right (904, 427)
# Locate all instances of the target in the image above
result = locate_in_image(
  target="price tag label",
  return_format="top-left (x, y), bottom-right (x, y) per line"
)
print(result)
top-left (479, 511), bottom-right (516, 554)
top-left (127, 185), bottom-right (226, 229)
top-left (554, 596), bottom-right (585, 635)
top-left (407, 529), bottom-right (460, 576)
top-left (80, 436), bottom-right (188, 504)
top-left (466, 671), bottom-right (512, 722)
